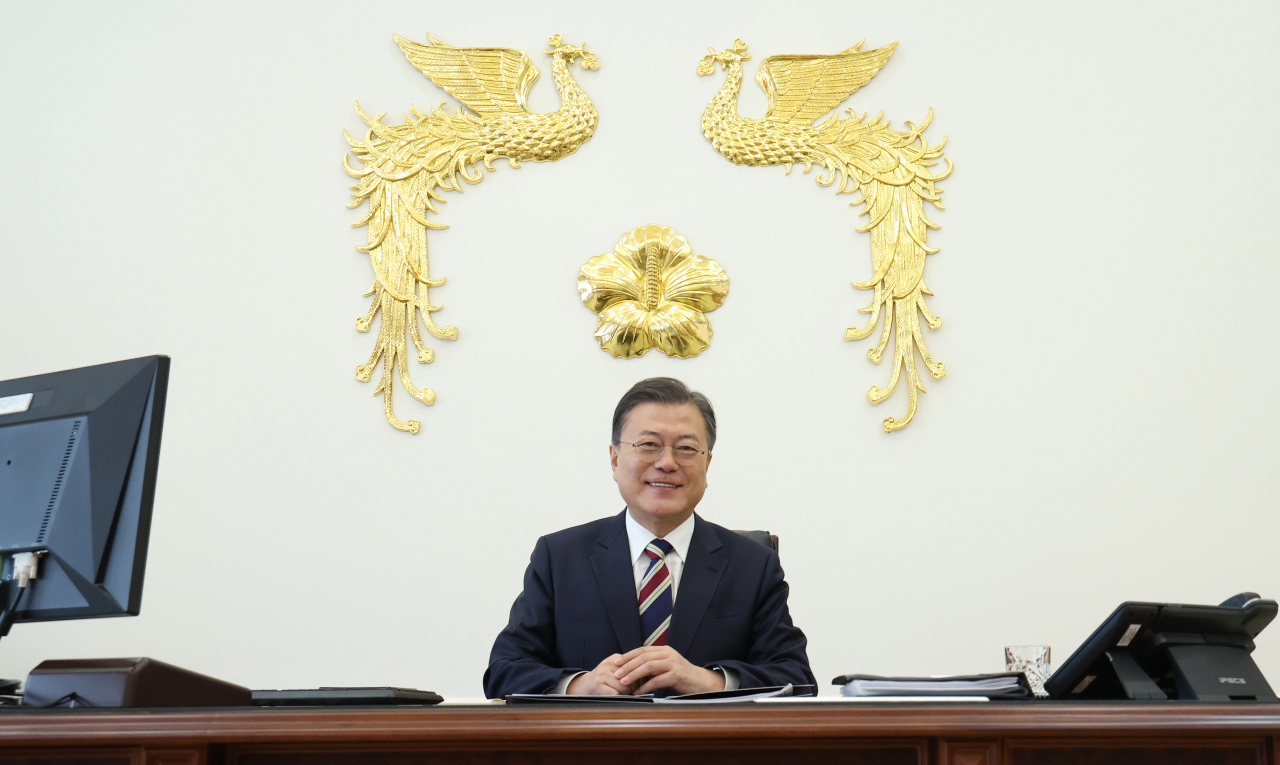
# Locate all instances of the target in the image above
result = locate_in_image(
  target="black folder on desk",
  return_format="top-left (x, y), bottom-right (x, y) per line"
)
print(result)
top-left (833, 673), bottom-right (1034, 699)
top-left (507, 683), bottom-right (815, 704)
top-left (252, 687), bottom-right (443, 706)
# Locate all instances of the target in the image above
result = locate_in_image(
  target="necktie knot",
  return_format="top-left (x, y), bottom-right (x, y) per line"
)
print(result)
top-left (645, 538), bottom-right (674, 560)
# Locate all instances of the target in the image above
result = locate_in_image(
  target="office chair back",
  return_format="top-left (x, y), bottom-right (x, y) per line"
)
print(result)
top-left (733, 530), bottom-right (779, 556)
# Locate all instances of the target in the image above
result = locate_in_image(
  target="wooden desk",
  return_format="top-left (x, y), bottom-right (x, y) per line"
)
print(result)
top-left (0, 702), bottom-right (1276, 765)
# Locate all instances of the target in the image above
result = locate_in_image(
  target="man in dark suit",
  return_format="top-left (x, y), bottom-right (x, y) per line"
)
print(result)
top-left (483, 378), bottom-right (814, 698)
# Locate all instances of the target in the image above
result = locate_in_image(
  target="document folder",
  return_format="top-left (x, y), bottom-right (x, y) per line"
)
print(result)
top-left (507, 683), bottom-right (815, 704)
top-left (833, 673), bottom-right (1033, 699)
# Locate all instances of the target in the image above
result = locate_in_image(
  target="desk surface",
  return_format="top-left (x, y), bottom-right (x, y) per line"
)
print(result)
top-left (0, 702), bottom-right (1276, 765)
top-left (0, 701), bottom-right (1279, 742)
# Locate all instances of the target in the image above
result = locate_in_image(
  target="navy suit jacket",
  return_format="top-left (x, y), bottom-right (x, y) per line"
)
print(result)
top-left (483, 511), bottom-right (815, 698)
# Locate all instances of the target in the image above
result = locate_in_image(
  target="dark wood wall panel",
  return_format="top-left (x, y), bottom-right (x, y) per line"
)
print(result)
top-left (1007, 738), bottom-right (1267, 765)
top-left (938, 740), bottom-right (1000, 765)
top-left (0, 748), bottom-right (140, 765)
top-left (229, 743), bottom-right (926, 765)
top-left (0, 704), bottom-right (1275, 765)
top-left (144, 749), bottom-right (204, 765)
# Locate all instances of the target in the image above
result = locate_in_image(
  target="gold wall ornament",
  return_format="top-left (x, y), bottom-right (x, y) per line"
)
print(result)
top-left (697, 39), bottom-right (951, 432)
top-left (578, 225), bottom-right (729, 358)
top-left (344, 34), bottom-right (600, 433)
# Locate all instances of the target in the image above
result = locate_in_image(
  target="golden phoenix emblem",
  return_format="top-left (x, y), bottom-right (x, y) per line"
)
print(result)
top-left (578, 225), bottom-right (729, 358)
top-left (698, 39), bottom-right (951, 432)
top-left (344, 34), bottom-right (600, 433)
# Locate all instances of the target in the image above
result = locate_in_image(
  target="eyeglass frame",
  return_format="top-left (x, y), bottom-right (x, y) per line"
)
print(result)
top-left (614, 440), bottom-right (710, 465)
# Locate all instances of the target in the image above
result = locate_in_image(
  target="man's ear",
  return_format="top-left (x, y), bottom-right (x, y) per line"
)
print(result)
top-left (609, 443), bottom-right (620, 472)
top-left (705, 451), bottom-right (712, 472)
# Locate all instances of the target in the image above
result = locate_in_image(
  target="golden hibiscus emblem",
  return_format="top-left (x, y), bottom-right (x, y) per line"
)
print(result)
top-left (578, 225), bottom-right (729, 358)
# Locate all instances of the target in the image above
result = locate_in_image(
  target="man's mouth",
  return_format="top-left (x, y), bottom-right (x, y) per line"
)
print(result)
top-left (647, 481), bottom-right (680, 489)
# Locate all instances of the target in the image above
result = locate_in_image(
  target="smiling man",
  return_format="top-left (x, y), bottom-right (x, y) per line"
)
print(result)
top-left (483, 377), bottom-right (815, 698)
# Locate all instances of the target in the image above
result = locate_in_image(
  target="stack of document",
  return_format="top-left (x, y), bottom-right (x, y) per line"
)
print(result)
top-left (834, 673), bottom-right (1033, 699)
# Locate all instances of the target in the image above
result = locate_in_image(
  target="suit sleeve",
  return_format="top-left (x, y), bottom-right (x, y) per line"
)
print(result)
top-left (710, 551), bottom-right (817, 690)
top-left (482, 536), bottom-right (585, 698)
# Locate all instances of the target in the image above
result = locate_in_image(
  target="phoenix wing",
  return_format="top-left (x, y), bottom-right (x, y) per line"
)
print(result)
top-left (838, 112), bottom-right (950, 432)
top-left (758, 43), bottom-right (897, 126)
top-left (394, 33), bottom-right (539, 116)
top-left (344, 98), bottom-right (468, 434)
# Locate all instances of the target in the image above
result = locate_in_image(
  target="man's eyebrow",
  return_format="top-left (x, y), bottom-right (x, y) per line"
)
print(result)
top-left (634, 430), bottom-right (702, 443)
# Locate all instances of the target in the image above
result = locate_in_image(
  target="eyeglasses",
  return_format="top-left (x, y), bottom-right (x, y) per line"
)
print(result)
top-left (616, 441), bottom-right (708, 465)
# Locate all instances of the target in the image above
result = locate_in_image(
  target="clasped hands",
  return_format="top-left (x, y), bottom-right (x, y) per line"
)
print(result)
top-left (566, 645), bottom-right (725, 696)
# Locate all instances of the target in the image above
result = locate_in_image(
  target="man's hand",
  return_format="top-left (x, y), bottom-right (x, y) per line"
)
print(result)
top-left (613, 645), bottom-right (726, 695)
top-left (566, 654), bottom-right (635, 696)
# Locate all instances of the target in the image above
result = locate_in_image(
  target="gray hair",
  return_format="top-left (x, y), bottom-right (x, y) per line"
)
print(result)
top-left (611, 377), bottom-right (717, 451)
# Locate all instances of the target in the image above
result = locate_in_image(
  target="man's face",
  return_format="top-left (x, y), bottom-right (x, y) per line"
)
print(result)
top-left (610, 401), bottom-right (713, 535)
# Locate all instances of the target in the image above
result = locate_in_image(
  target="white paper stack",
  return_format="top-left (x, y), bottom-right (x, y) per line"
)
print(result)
top-left (837, 673), bottom-right (1031, 698)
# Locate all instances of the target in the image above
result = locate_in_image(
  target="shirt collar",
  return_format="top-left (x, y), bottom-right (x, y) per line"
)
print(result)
top-left (624, 509), bottom-right (696, 564)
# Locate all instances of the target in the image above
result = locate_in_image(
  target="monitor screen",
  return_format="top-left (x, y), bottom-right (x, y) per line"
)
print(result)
top-left (0, 356), bottom-right (169, 622)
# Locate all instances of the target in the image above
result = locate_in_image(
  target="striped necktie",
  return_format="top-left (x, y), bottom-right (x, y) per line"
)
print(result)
top-left (639, 538), bottom-right (675, 647)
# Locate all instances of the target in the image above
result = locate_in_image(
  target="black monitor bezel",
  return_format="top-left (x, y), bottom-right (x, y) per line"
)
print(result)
top-left (0, 355), bottom-right (169, 622)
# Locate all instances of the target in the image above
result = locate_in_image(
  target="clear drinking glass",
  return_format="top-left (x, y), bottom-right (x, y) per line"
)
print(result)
top-left (1005, 645), bottom-right (1051, 697)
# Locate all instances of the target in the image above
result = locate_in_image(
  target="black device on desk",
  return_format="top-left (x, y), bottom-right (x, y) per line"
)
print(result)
top-left (24, 657), bottom-right (250, 707)
top-left (0, 355), bottom-right (169, 629)
top-left (0, 356), bottom-right (250, 708)
top-left (1045, 594), bottom-right (1277, 701)
top-left (253, 687), bottom-right (444, 706)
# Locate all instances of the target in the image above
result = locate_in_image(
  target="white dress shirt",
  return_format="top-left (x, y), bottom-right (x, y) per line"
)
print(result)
top-left (625, 508), bottom-right (695, 601)
top-left (554, 511), bottom-right (738, 693)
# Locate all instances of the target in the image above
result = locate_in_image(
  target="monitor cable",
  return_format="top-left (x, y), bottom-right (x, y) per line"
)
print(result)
top-left (0, 551), bottom-right (43, 705)
top-left (0, 577), bottom-right (30, 706)
top-left (0, 552), bottom-right (42, 640)
top-left (0, 583), bottom-right (27, 640)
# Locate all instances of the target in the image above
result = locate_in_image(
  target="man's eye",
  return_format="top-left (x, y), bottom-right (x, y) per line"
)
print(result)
top-left (636, 442), bottom-right (662, 450)
top-left (675, 446), bottom-right (700, 455)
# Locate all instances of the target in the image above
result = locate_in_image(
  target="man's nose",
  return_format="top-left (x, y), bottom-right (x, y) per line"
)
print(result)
top-left (653, 447), bottom-right (679, 470)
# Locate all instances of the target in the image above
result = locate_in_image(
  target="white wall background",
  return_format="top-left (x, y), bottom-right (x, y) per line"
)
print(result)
top-left (1, 0), bottom-right (1278, 698)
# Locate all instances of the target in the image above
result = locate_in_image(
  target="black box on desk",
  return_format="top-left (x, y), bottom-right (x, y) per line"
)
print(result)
top-left (24, 657), bottom-right (251, 707)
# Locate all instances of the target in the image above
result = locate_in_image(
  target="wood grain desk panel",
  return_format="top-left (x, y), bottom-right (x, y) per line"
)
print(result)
top-left (0, 703), bottom-right (1274, 765)
top-left (1004, 738), bottom-right (1270, 765)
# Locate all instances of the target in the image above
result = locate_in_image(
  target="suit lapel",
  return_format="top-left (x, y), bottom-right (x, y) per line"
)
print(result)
top-left (589, 511), bottom-right (643, 652)
top-left (667, 514), bottom-right (726, 656)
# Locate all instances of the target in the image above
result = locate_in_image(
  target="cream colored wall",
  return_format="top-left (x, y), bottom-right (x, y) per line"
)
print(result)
top-left (1, 0), bottom-right (1278, 698)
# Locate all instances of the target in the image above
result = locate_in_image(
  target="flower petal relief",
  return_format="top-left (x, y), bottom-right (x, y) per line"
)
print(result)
top-left (578, 225), bottom-right (730, 358)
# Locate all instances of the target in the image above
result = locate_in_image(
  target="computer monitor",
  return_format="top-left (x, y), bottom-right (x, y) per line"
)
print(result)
top-left (1045, 596), bottom-right (1277, 701)
top-left (0, 356), bottom-right (169, 629)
